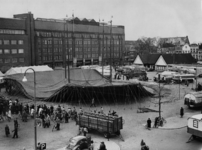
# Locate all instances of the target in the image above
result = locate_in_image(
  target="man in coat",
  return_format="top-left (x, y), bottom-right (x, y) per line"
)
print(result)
top-left (147, 118), bottom-right (152, 130)
top-left (5, 124), bottom-right (10, 137)
top-left (180, 107), bottom-right (184, 118)
top-left (12, 126), bottom-right (18, 138)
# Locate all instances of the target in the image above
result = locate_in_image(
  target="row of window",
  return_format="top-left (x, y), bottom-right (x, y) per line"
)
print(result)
top-left (38, 55), bottom-right (73, 61)
top-left (0, 58), bottom-right (24, 63)
top-left (39, 52), bottom-right (119, 61)
top-left (0, 40), bottom-right (24, 45)
top-left (36, 31), bottom-right (123, 39)
top-left (0, 29), bottom-right (25, 35)
top-left (39, 39), bottom-right (121, 46)
top-left (0, 49), bottom-right (24, 54)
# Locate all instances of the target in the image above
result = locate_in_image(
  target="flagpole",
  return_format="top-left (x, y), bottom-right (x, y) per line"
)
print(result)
top-left (102, 19), bottom-right (104, 76)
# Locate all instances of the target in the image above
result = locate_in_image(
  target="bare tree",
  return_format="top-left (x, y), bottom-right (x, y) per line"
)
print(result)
top-left (135, 37), bottom-right (160, 54)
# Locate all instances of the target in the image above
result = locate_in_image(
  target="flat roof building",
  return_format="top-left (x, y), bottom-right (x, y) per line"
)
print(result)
top-left (0, 12), bottom-right (125, 70)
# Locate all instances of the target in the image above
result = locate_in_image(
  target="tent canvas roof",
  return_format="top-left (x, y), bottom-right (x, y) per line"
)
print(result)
top-left (4, 68), bottom-right (153, 102)
top-left (0, 71), bottom-right (5, 77)
top-left (5, 65), bottom-right (53, 75)
top-left (5, 68), bottom-right (111, 98)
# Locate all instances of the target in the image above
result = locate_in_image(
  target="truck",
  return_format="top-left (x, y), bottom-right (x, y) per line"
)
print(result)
top-left (187, 114), bottom-right (202, 142)
top-left (77, 112), bottom-right (124, 141)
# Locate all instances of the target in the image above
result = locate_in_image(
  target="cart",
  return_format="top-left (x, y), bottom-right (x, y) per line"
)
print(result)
top-left (77, 112), bottom-right (124, 141)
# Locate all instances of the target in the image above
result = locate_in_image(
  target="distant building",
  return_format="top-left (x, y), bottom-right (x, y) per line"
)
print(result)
top-left (124, 41), bottom-right (138, 64)
top-left (158, 36), bottom-right (190, 54)
top-left (190, 43), bottom-right (199, 60)
top-left (133, 53), bottom-right (197, 71)
top-left (0, 12), bottom-right (125, 70)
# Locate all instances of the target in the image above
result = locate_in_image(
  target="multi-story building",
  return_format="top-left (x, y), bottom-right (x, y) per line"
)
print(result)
top-left (190, 43), bottom-right (199, 60)
top-left (0, 12), bottom-right (125, 70)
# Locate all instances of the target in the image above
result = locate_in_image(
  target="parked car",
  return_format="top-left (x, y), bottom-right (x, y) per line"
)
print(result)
top-left (57, 135), bottom-right (92, 150)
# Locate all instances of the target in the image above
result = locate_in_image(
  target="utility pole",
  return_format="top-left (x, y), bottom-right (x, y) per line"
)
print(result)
top-left (196, 63), bottom-right (198, 91)
top-left (110, 16), bottom-right (113, 83)
top-left (102, 19), bottom-right (104, 76)
top-left (158, 74), bottom-right (161, 118)
top-left (66, 16), bottom-right (70, 83)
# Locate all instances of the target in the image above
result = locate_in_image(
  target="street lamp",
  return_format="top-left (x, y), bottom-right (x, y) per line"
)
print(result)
top-left (22, 68), bottom-right (37, 150)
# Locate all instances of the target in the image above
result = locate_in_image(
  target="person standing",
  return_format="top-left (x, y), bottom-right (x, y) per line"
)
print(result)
top-left (90, 98), bottom-right (96, 107)
top-left (5, 124), bottom-right (10, 137)
top-left (147, 118), bottom-right (152, 130)
top-left (141, 139), bottom-right (146, 146)
top-left (65, 111), bottom-right (69, 123)
top-left (12, 126), bottom-right (18, 138)
top-left (98, 142), bottom-right (107, 150)
top-left (83, 127), bottom-right (88, 136)
top-left (180, 107), bottom-right (184, 118)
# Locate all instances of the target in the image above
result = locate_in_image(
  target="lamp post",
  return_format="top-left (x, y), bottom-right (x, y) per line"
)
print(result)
top-left (65, 16), bottom-right (70, 83)
top-left (22, 68), bottom-right (37, 150)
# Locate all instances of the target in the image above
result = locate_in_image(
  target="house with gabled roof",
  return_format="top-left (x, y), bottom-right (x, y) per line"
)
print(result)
top-left (134, 54), bottom-right (161, 70)
top-left (158, 36), bottom-right (190, 54)
top-left (133, 53), bottom-right (197, 71)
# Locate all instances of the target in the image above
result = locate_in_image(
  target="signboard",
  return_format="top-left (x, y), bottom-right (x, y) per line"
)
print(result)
top-left (193, 120), bottom-right (198, 128)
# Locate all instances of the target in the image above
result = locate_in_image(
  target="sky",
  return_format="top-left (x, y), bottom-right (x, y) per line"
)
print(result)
top-left (1, 0), bottom-right (202, 43)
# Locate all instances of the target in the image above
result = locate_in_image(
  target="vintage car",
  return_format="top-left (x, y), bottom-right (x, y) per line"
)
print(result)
top-left (57, 135), bottom-right (92, 150)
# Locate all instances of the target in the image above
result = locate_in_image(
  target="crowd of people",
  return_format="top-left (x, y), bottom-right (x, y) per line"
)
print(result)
top-left (0, 96), bottom-right (81, 138)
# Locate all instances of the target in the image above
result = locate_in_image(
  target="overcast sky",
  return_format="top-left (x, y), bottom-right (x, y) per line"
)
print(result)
top-left (1, 0), bottom-right (202, 43)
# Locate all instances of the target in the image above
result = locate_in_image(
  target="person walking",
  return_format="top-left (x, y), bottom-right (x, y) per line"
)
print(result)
top-left (12, 126), bottom-right (18, 138)
top-left (5, 124), bottom-right (10, 137)
top-left (147, 118), bottom-right (152, 130)
top-left (180, 107), bottom-right (184, 118)
top-left (14, 118), bottom-right (19, 129)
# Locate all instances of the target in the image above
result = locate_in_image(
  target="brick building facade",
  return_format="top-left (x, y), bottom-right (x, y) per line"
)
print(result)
top-left (0, 12), bottom-right (125, 70)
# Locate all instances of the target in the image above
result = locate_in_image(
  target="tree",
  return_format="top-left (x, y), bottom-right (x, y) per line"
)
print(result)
top-left (152, 75), bottom-right (171, 121)
top-left (135, 37), bottom-right (160, 54)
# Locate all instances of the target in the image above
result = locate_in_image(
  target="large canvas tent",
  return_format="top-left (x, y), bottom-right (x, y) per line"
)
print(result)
top-left (5, 65), bottom-right (53, 75)
top-left (3, 68), bottom-right (152, 104)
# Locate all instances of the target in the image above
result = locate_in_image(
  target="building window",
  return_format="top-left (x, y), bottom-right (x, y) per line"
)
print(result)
top-left (4, 40), bottom-right (9, 45)
top-left (0, 29), bottom-right (25, 34)
top-left (0, 49), bottom-right (2, 54)
top-left (43, 56), bottom-right (47, 61)
top-left (12, 58), bottom-right (17, 63)
top-left (58, 48), bottom-right (62, 53)
top-left (48, 40), bottom-right (52, 44)
top-left (11, 49), bottom-right (17, 54)
top-left (18, 40), bottom-right (24, 45)
top-left (54, 56), bottom-right (58, 60)
top-left (0, 59), bottom-right (2, 63)
top-left (19, 58), bottom-right (24, 62)
top-left (18, 49), bottom-right (24, 54)
top-left (4, 58), bottom-right (10, 63)
top-left (0, 40), bottom-right (2, 45)
top-left (58, 55), bottom-right (62, 60)
top-left (11, 40), bottom-right (17, 45)
top-left (4, 49), bottom-right (10, 54)
top-left (54, 48), bottom-right (58, 53)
